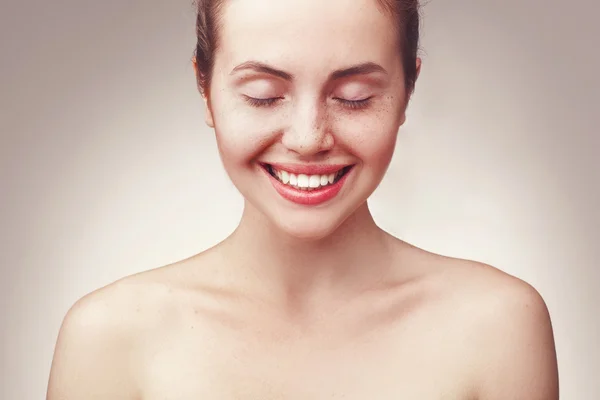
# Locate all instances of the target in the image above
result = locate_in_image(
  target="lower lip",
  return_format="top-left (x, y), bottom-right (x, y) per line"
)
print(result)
top-left (262, 165), bottom-right (353, 206)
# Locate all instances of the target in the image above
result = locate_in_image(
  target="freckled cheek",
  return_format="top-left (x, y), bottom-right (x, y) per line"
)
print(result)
top-left (333, 116), bottom-right (399, 166)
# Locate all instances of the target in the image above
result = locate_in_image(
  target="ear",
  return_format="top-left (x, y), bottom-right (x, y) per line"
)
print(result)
top-left (192, 56), bottom-right (215, 128)
top-left (398, 58), bottom-right (422, 127)
top-left (398, 111), bottom-right (407, 127)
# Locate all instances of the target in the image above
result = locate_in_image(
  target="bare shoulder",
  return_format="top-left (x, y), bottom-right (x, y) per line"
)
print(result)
top-left (430, 254), bottom-right (550, 308)
top-left (47, 252), bottom-right (213, 400)
top-left (47, 273), bottom-right (159, 399)
top-left (417, 250), bottom-right (559, 400)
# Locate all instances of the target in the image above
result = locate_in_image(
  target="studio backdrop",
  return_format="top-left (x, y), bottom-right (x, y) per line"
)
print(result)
top-left (1, 0), bottom-right (598, 399)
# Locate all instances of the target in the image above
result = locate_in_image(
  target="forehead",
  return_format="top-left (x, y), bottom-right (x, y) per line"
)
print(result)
top-left (216, 0), bottom-right (400, 77)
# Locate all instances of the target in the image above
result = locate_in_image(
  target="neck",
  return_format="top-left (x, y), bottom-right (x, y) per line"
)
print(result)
top-left (220, 200), bottom-right (396, 306)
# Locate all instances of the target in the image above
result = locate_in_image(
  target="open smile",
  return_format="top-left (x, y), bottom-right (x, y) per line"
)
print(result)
top-left (260, 162), bottom-right (355, 206)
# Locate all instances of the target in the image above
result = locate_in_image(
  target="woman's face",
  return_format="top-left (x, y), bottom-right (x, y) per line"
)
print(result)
top-left (202, 0), bottom-right (417, 239)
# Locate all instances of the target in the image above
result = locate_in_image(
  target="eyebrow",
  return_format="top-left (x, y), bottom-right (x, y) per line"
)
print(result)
top-left (230, 61), bottom-right (388, 81)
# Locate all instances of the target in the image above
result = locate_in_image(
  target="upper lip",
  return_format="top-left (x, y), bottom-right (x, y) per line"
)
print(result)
top-left (263, 162), bottom-right (353, 175)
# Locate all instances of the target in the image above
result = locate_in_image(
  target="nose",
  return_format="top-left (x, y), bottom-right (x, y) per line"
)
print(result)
top-left (281, 101), bottom-right (334, 156)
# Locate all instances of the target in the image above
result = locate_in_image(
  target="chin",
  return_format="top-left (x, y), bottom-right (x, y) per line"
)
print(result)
top-left (272, 213), bottom-right (346, 241)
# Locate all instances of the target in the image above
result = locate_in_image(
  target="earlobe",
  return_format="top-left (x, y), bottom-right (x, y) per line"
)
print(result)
top-left (204, 99), bottom-right (215, 128)
top-left (398, 112), bottom-right (407, 127)
top-left (202, 88), bottom-right (215, 128)
top-left (202, 89), bottom-right (215, 128)
top-left (415, 57), bottom-right (422, 82)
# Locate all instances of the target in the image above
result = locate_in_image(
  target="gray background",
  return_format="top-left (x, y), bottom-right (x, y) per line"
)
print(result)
top-left (1, 0), bottom-right (598, 398)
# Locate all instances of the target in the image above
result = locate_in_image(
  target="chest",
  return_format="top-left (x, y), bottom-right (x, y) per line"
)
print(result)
top-left (136, 321), bottom-right (472, 400)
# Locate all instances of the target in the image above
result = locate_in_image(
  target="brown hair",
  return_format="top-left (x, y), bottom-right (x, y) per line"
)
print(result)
top-left (194, 0), bottom-right (421, 97)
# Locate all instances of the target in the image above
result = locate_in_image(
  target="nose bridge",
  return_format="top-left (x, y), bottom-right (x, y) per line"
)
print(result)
top-left (282, 96), bottom-right (332, 154)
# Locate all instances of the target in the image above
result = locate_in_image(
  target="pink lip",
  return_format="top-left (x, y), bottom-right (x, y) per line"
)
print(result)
top-left (261, 164), bottom-right (354, 206)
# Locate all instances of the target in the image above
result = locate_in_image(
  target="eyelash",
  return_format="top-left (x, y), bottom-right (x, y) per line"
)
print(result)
top-left (243, 96), bottom-right (373, 110)
top-left (244, 96), bottom-right (282, 108)
top-left (335, 97), bottom-right (372, 110)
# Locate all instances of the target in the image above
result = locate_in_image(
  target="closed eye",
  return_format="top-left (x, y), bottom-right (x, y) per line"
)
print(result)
top-left (242, 95), bottom-right (373, 110)
top-left (243, 95), bottom-right (283, 107)
top-left (334, 97), bottom-right (373, 110)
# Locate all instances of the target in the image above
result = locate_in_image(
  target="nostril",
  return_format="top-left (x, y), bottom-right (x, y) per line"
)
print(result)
top-left (281, 131), bottom-right (335, 156)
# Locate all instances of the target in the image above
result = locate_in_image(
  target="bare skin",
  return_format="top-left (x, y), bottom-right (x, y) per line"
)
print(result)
top-left (47, 0), bottom-right (558, 398)
top-left (47, 206), bottom-right (558, 399)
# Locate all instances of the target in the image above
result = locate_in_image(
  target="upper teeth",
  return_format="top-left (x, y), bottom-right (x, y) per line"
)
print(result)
top-left (273, 167), bottom-right (340, 189)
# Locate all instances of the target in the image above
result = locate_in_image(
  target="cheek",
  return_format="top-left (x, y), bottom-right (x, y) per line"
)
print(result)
top-left (333, 106), bottom-right (402, 168)
top-left (211, 95), bottom-right (279, 166)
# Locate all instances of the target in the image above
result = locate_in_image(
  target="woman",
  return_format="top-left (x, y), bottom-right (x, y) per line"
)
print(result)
top-left (47, 0), bottom-right (559, 398)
